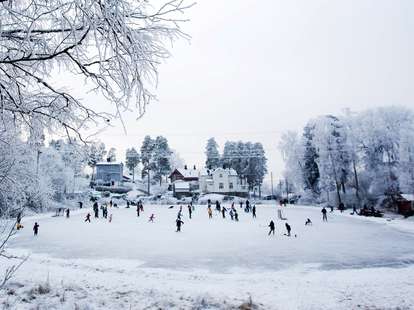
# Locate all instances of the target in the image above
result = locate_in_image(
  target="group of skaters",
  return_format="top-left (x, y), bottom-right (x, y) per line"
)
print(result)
top-left (85, 200), bottom-right (115, 223)
top-left (22, 197), bottom-right (338, 237)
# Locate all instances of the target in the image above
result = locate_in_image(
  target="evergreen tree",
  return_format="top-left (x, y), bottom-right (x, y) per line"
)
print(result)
top-left (87, 142), bottom-right (106, 177)
top-left (140, 136), bottom-right (156, 194)
top-left (125, 148), bottom-right (140, 182)
top-left (153, 136), bottom-right (172, 185)
top-left (302, 123), bottom-right (320, 197)
top-left (205, 138), bottom-right (221, 169)
top-left (222, 141), bottom-right (238, 169)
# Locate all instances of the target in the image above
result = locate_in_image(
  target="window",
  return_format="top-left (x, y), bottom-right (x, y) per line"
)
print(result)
top-left (229, 182), bottom-right (233, 190)
top-left (219, 183), bottom-right (224, 189)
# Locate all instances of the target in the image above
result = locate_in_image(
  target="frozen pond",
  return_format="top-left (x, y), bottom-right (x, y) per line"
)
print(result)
top-left (9, 205), bottom-right (414, 272)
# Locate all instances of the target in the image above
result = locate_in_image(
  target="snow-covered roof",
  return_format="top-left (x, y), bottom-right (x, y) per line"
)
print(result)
top-left (96, 161), bottom-right (123, 166)
top-left (200, 167), bottom-right (238, 177)
top-left (174, 181), bottom-right (190, 191)
top-left (175, 168), bottom-right (200, 178)
top-left (401, 194), bottom-right (414, 201)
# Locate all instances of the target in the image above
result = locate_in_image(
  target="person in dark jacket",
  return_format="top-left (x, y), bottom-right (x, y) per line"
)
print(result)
top-left (252, 205), bottom-right (257, 218)
top-left (85, 213), bottom-right (91, 223)
top-left (305, 218), bottom-right (312, 226)
top-left (322, 207), bottom-right (328, 222)
top-left (33, 222), bottom-right (40, 236)
top-left (268, 220), bottom-right (275, 235)
top-left (221, 207), bottom-right (227, 219)
top-left (234, 210), bottom-right (239, 221)
top-left (176, 218), bottom-right (184, 232)
top-left (93, 202), bottom-right (99, 218)
top-left (66, 208), bottom-right (70, 218)
top-left (188, 205), bottom-right (192, 219)
top-left (285, 222), bottom-right (291, 236)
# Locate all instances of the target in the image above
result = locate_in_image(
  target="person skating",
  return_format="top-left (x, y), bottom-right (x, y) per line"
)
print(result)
top-left (188, 205), bottom-right (192, 219)
top-left (85, 213), bottom-right (91, 223)
top-left (136, 204), bottom-right (140, 217)
top-left (148, 214), bottom-right (155, 222)
top-left (79, 201), bottom-right (83, 209)
top-left (33, 222), bottom-right (39, 236)
top-left (16, 212), bottom-right (23, 230)
top-left (176, 218), bottom-right (184, 232)
top-left (66, 208), bottom-right (70, 218)
top-left (239, 201), bottom-right (243, 209)
top-left (285, 222), bottom-right (291, 236)
top-left (305, 218), bottom-right (312, 226)
top-left (104, 206), bottom-right (108, 219)
top-left (221, 206), bottom-right (227, 219)
top-left (234, 210), bottom-right (239, 221)
top-left (246, 200), bottom-right (250, 212)
top-left (322, 207), bottom-right (328, 222)
top-left (93, 201), bottom-right (99, 218)
top-left (252, 205), bottom-right (256, 218)
top-left (229, 209), bottom-right (234, 220)
top-left (109, 214), bottom-right (113, 223)
top-left (208, 206), bottom-right (213, 219)
top-left (268, 220), bottom-right (275, 235)
top-left (216, 200), bottom-right (221, 212)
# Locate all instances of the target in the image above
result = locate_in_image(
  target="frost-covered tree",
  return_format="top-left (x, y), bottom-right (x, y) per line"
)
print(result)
top-left (205, 138), bottom-right (221, 169)
top-left (0, 0), bottom-right (194, 139)
top-left (153, 136), bottom-right (172, 185)
top-left (222, 141), bottom-right (238, 169)
top-left (125, 148), bottom-right (140, 182)
top-left (278, 131), bottom-right (304, 195)
top-left (140, 136), bottom-right (156, 194)
top-left (302, 123), bottom-right (320, 198)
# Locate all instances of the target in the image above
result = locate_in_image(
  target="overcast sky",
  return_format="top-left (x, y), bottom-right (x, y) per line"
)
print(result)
top-left (64, 0), bottom-right (414, 183)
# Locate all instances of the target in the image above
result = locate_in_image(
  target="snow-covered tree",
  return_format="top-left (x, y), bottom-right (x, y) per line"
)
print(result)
top-left (153, 136), bottom-right (172, 185)
top-left (302, 123), bottom-right (320, 198)
top-left (87, 142), bottom-right (106, 175)
top-left (140, 136), bottom-right (156, 194)
top-left (125, 148), bottom-right (140, 182)
top-left (0, 0), bottom-right (194, 140)
top-left (205, 138), bottom-right (221, 169)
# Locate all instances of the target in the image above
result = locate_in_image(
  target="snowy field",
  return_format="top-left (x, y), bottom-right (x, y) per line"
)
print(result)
top-left (1, 204), bottom-right (414, 309)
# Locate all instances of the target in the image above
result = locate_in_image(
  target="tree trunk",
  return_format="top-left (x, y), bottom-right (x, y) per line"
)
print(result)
top-left (147, 169), bottom-right (150, 195)
top-left (352, 159), bottom-right (360, 205)
top-left (329, 152), bottom-right (342, 205)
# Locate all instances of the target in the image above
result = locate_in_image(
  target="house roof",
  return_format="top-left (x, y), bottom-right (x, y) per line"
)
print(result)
top-left (169, 168), bottom-right (200, 179)
top-left (96, 161), bottom-right (123, 166)
top-left (200, 167), bottom-right (238, 176)
top-left (401, 194), bottom-right (414, 201)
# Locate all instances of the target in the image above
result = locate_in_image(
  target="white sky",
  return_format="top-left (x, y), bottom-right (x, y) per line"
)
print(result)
top-left (60, 0), bottom-right (414, 183)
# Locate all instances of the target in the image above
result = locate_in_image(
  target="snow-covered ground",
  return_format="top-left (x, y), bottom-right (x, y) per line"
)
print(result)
top-left (1, 204), bottom-right (414, 309)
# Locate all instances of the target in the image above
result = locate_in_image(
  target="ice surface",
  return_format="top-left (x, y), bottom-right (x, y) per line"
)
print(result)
top-left (9, 205), bottom-right (414, 272)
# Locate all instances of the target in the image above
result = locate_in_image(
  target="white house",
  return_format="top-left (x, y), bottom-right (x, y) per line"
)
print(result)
top-left (199, 168), bottom-right (248, 197)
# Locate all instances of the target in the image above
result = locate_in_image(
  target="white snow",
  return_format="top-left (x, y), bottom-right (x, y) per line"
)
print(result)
top-left (1, 205), bottom-right (414, 309)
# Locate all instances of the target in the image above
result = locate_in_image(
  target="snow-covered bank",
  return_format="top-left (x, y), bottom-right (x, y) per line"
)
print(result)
top-left (1, 204), bottom-right (414, 309)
